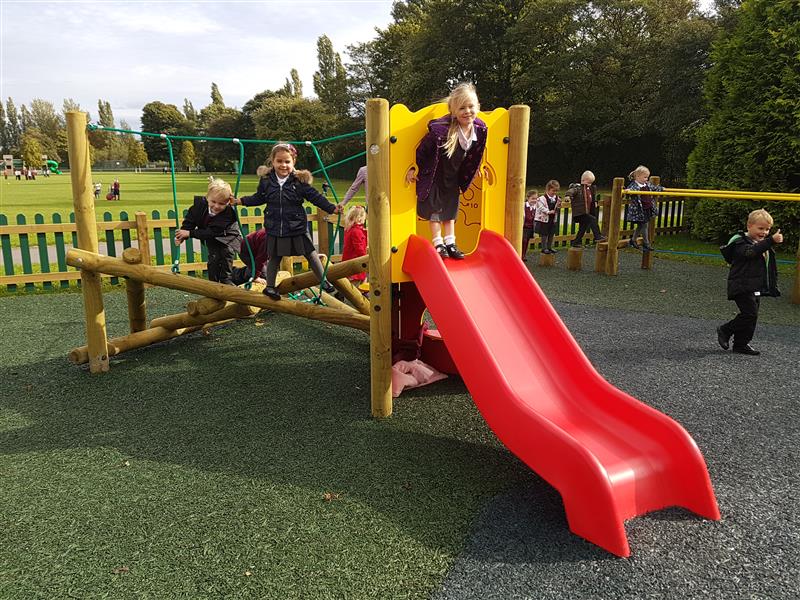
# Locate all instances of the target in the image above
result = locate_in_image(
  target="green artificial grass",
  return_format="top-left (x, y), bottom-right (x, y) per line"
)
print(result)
top-left (0, 171), bottom-right (359, 220)
top-left (0, 287), bottom-right (528, 599)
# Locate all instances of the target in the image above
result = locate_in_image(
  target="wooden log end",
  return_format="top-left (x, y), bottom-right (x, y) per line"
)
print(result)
top-left (122, 248), bottom-right (142, 264)
top-left (538, 253), bottom-right (555, 267)
top-left (566, 247), bottom-right (583, 271)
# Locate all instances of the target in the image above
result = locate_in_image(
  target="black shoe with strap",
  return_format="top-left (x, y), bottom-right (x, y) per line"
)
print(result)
top-left (446, 244), bottom-right (465, 259)
top-left (321, 280), bottom-right (336, 294)
top-left (628, 239), bottom-right (640, 250)
top-left (435, 244), bottom-right (449, 259)
top-left (263, 286), bottom-right (281, 301)
top-left (733, 344), bottom-right (760, 355)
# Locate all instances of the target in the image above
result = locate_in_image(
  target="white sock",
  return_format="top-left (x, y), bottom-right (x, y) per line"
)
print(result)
top-left (432, 236), bottom-right (444, 247)
top-left (443, 234), bottom-right (456, 245)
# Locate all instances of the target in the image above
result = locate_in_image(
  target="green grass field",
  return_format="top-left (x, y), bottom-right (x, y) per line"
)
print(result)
top-left (0, 171), bottom-right (361, 219)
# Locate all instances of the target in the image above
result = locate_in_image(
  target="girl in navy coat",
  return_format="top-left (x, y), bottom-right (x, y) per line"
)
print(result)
top-left (405, 83), bottom-right (488, 260)
top-left (233, 143), bottom-right (340, 300)
top-left (625, 165), bottom-right (663, 251)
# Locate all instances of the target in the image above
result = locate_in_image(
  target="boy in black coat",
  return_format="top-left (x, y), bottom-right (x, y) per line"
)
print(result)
top-left (175, 178), bottom-right (242, 285)
top-left (717, 209), bottom-right (783, 355)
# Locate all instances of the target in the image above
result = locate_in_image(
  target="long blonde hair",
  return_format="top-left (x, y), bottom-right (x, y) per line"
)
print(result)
top-left (628, 165), bottom-right (650, 181)
top-left (344, 205), bottom-right (366, 230)
top-left (442, 83), bottom-right (480, 159)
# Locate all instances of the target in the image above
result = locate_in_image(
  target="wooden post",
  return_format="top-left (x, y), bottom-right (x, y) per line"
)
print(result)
top-left (605, 178), bottom-right (625, 276)
top-left (641, 175), bottom-right (659, 270)
top-left (538, 252), bottom-right (555, 267)
top-left (122, 248), bottom-right (147, 333)
top-left (316, 210), bottom-right (331, 256)
top-left (366, 98), bottom-right (392, 418)
top-left (600, 195), bottom-right (610, 238)
top-left (504, 105), bottom-right (530, 252)
top-left (66, 111), bottom-right (108, 373)
top-left (792, 236), bottom-right (800, 304)
top-left (134, 211), bottom-right (151, 266)
top-left (567, 247), bottom-right (583, 271)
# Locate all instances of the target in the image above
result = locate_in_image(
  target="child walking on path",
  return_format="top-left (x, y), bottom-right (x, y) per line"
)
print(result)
top-left (521, 189), bottom-right (538, 261)
top-left (233, 143), bottom-right (340, 300)
top-left (626, 165), bottom-right (662, 251)
top-left (405, 83), bottom-right (488, 260)
top-left (534, 180), bottom-right (562, 254)
top-left (717, 209), bottom-right (782, 355)
top-left (175, 178), bottom-right (242, 285)
top-left (566, 170), bottom-right (606, 247)
top-left (342, 205), bottom-right (368, 283)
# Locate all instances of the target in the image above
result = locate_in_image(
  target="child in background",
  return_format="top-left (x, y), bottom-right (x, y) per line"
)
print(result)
top-left (342, 205), bottom-right (368, 283)
top-left (233, 143), bottom-right (340, 300)
top-left (175, 178), bottom-right (242, 285)
top-left (405, 82), bottom-right (488, 260)
top-left (534, 180), bottom-right (562, 254)
top-left (567, 170), bottom-right (606, 247)
top-left (94, 182), bottom-right (102, 200)
top-left (521, 189), bottom-right (538, 261)
top-left (626, 165), bottom-right (663, 251)
top-left (342, 165), bottom-right (368, 207)
top-left (231, 227), bottom-right (269, 286)
top-left (717, 209), bottom-right (782, 355)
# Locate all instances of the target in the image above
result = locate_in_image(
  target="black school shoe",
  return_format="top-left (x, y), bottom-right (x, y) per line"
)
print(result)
top-left (628, 239), bottom-right (640, 250)
top-left (716, 326), bottom-right (731, 350)
top-left (321, 280), bottom-right (336, 294)
top-left (435, 244), bottom-right (450, 259)
top-left (733, 344), bottom-right (760, 355)
top-left (263, 286), bottom-right (281, 300)
top-left (446, 244), bottom-right (465, 259)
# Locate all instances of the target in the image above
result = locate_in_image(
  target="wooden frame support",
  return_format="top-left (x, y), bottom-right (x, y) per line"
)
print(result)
top-left (123, 248), bottom-right (147, 333)
top-left (504, 105), bottom-right (530, 252)
top-left (66, 248), bottom-right (370, 332)
top-left (66, 111), bottom-right (109, 373)
top-left (366, 98), bottom-right (392, 418)
top-left (275, 255), bottom-right (368, 294)
top-left (605, 177), bottom-right (625, 276)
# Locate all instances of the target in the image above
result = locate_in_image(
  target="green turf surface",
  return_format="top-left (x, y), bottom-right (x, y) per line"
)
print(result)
top-left (0, 171), bottom-right (360, 219)
top-left (1, 254), bottom-right (796, 598)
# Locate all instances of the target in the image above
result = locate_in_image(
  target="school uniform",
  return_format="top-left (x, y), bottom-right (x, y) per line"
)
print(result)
top-left (566, 182), bottom-right (604, 245)
top-left (534, 194), bottom-right (561, 252)
top-left (719, 233), bottom-right (780, 351)
top-left (180, 196), bottom-right (242, 285)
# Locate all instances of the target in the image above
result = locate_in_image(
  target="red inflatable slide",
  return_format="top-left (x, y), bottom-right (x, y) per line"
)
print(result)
top-left (402, 230), bottom-right (720, 556)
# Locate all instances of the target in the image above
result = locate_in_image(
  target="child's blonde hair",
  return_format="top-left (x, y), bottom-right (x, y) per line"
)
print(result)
top-left (344, 205), bottom-right (367, 230)
top-left (629, 165), bottom-right (650, 181)
top-left (207, 178), bottom-right (232, 200)
top-left (581, 170), bottom-right (596, 183)
top-left (748, 208), bottom-right (773, 226)
top-left (526, 189), bottom-right (538, 199)
top-left (442, 83), bottom-right (480, 159)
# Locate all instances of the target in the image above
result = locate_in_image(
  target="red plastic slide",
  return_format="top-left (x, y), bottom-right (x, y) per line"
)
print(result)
top-left (402, 230), bottom-right (720, 556)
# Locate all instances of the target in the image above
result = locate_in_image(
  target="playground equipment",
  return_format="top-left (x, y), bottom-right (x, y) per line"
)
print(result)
top-left (65, 101), bottom-right (720, 557)
top-left (45, 159), bottom-right (61, 174)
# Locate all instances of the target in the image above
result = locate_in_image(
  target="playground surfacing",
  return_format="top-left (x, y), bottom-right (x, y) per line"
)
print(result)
top-left (0, 251), bottom-right (797, 599)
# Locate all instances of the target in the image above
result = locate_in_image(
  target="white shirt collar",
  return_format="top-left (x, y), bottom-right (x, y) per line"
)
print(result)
top-left (276, 174), bottom-right (289, 186)
top-left (457, 125), bottom-right (477, 151)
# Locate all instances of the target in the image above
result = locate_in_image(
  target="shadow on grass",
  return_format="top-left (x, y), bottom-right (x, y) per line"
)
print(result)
top-left (0, 315), bottom-right (594, 562)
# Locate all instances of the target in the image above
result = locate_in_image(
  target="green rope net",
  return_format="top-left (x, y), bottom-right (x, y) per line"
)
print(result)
top-left (87, 124), bottom-right (365, 302)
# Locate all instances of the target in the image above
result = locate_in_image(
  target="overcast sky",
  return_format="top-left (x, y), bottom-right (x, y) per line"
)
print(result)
top-left (2, 0), bottom-right (716, 131)
top-left (1, 0), bottom-right (394, 128)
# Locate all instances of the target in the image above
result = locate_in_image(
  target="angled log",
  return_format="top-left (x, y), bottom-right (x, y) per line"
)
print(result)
top-left (332, 277), bottom-right (370, 316)
top-left (275, 255), bottom-right (369, 294)
top-left (66, 248), bottom-right (370, 332)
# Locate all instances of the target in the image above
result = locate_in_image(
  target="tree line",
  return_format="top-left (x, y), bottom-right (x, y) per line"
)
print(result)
top-left (1, 0), bottom-right (795, 244)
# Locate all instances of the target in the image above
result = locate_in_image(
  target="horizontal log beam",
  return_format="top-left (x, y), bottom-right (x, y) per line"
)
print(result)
top-left (67, 248), bottom-right (370, 332)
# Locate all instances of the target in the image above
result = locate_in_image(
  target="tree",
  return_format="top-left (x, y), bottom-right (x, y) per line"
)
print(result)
top-left (140, 101), bottom-right (189, 161)
top-left (0, 102), bottom-right (7, 152)
top-left (183, 98), bottom-right (198, 125)
top-left (20, 104), bottom-right (32, 131)
top-left (687, 0), bottom-right (799, 247)
top-left (210, 82), bottom-right (224, 106)
top-left (180, 140), bottom-right (196, 171)
top-left (203, 108), bottom-right (251, 172)
top-left (20, 132), bottom-right (42, 168)
top-left (313, 35), bottom-right (350, 118)
top-left (97, 100), bottom-right (115, 128)
top-left (5, 98), bottom-right (21, 151)
top-left (127, 138), bottom-right (149, 171)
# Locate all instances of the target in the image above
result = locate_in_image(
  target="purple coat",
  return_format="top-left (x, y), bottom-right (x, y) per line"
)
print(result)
top-left (414, 115), bottom-right (488, 202)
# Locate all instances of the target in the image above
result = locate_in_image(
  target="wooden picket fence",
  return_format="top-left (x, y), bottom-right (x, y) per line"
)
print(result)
top-left (0, 196), bottom-right (686, 293)
top-left (524, 194), bottom-right (686, 252)
top-left (0, 207), bottom-right (346, 293)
